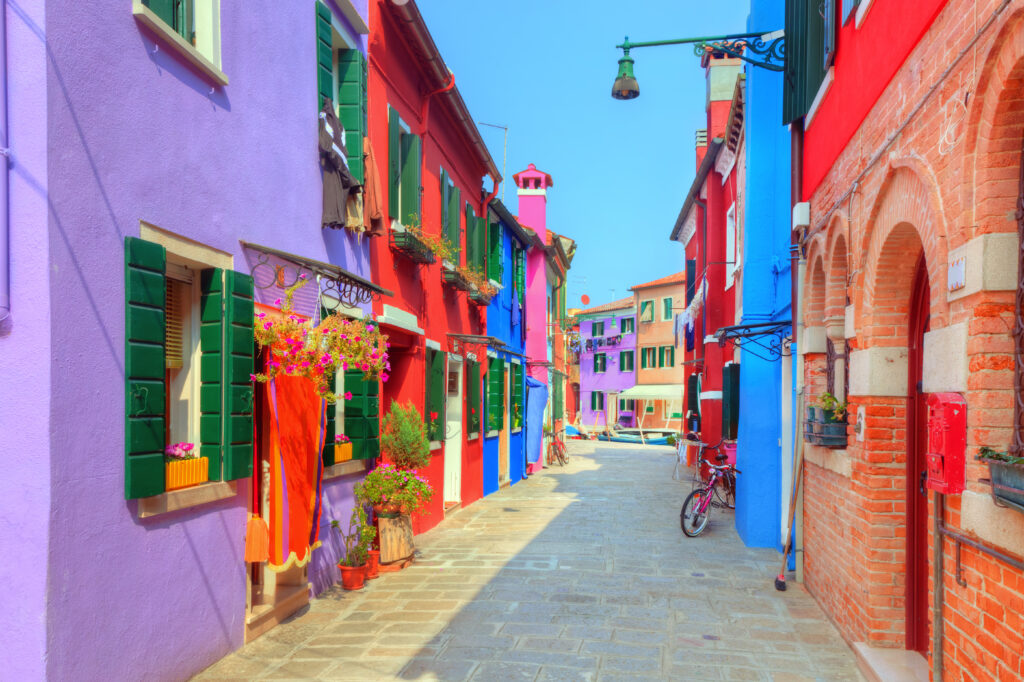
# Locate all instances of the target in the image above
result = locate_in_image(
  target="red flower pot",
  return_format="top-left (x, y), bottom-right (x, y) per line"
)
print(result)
top-left (366, 550), bottom-right (380, 579)
top-left (338, 563), bottom-right (367, 590)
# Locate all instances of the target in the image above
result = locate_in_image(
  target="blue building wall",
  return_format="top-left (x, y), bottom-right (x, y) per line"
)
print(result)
top-left (483, 205), bottom-right (528, 496)
top-left (735, 0), bottom-right (793, 550)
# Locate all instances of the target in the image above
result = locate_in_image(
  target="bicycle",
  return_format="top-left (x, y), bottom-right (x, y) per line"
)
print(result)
top-left (546, 429), bottom-right (569, 467)
top-left (675, 434), bottom-right (736, 510)
top-left (680, 456), bottom-right (741, 537)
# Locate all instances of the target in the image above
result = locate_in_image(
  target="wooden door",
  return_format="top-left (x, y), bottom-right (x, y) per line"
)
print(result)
top-left (499, 367), bottom-right (510, 485)
top-left (905, 257), bottom-right (930, 653)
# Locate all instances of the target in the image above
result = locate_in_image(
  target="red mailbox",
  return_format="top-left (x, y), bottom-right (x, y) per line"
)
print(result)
top-left (925, 392), bottom-right (966, 494)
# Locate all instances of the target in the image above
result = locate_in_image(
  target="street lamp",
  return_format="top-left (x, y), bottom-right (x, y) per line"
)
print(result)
top-left (610, 31), bottom-right (786, 100)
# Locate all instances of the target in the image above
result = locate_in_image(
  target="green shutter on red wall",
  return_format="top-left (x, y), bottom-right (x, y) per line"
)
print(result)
top-left (337, 49), bottom-right (367, 182)
top-left (400, 133), bottom-right (420, 228)
top-left (345, 369), bottom-right (380, 460)
top-left (221, 271), bottom-right (255, 480)
top-left (425, 349), bottom-right (446, 441)
top-left (465, 204), bottom-right (476, 272)
top-left (467, 360), bottom-right (481, 434)
top-left (448, 186), bottom-right (461, 264)
top-left (125, 237), bottom-right (167, 499)
top-left (199, 268), bottom-right (225, 481)
top-left (440, 169), bottom-right (450, 242)
top-left (315, 1), bottom-right (334, 109)
top-left (388, 108), bottom-right (400, 221)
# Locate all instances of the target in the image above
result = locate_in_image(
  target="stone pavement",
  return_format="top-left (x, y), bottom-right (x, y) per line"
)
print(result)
top-left (195, 440), bottom-right (864, 682)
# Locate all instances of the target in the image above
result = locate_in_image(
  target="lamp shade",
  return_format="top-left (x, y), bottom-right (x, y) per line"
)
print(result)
top-left (611, 51), bottom-right (639, 100)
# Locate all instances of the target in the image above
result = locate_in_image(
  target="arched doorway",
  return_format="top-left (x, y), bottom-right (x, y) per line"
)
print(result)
top-left (905, 256), bottom-right (930, 654)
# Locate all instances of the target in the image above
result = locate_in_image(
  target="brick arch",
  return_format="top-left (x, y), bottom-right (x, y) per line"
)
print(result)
top-left (962, 5), bottom-right (1024, 235)
top-left (825, 219), bottom-right (850, 329)
top-left (806, 252), bottom-right (827, 329)
top-left (861, 162), bottom-right (948, 345)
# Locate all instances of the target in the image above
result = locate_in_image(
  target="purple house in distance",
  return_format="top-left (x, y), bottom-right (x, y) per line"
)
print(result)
top-left (577, 297), bottom-right (637, 430)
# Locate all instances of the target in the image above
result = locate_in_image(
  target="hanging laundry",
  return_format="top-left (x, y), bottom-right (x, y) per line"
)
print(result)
top-left (319, 100), bottom-right (361, 231)
top-left (362, 136), bottom-right (385, 237)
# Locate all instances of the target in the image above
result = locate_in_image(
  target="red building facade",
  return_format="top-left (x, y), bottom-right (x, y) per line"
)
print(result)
top-left (367, 0), bottom-right (500, 533)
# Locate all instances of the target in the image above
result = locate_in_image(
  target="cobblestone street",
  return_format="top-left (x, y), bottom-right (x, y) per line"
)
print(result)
top-left (196, 441), bottom-right (862, 681)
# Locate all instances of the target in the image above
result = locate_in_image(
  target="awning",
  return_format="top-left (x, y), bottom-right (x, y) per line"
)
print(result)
top-left (618, 384), bottom-right (686, 400)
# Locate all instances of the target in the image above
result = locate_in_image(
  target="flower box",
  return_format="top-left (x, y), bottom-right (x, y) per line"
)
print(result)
top-left (804, 406), bottom-right (846, 448)
top-left (334, 442), bottom-right (353, 463)
top-left (988, 460), bottom-right (1024, 511)
top-left (469, 290), bottom-right (492, 305)
top-left (166, 457), bottom-right (209, 491)
top-left (442, 268), bottom-right (472, 292)
top-left (390, 231), bottom-right (436, 264)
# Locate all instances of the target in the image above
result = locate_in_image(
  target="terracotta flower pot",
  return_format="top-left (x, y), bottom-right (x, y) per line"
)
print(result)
top-left (365, 549), bottom-right (380, 579)
top-left (338, 563), bottom-right (367, 590)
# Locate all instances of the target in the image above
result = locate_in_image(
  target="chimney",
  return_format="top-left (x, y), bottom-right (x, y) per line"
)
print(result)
top-left (703, 50), bottom-right (742, 139)
top-left (695, 128), bottom-right (708, 167)
top-left (514, 163), bottom-right (553, 239)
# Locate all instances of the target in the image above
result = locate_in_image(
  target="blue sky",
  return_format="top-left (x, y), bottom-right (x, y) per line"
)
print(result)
top-left (418, 0), bottom-right (752, 310)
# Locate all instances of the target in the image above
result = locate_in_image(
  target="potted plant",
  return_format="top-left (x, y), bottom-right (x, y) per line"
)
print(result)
top-left (334, 433), bottom-right (352, 462)
top-left (330, 504), bottom-right (376, 590)
top-left (979, 447), bottom-right (1024, 510)
top-left (356, 464), bottom-right (433, 564)
top-left (165, 442), bottom-right (208, 491)
top-left (816, 392), bottom-right (848, 448)
top-left (379, 401), bottom-right (431, 470)
top-left (463, 267), bottom-right (498, 305)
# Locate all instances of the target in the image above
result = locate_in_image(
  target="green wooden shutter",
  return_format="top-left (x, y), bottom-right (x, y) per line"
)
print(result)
top-left (666, 347), bottom-right (674, 367)
top-left (475, 215), bottom-right (486, 273)
top-left (337, 49), bottom-right (367, 182)
top-left (640, 348), bottom-right (646, 369)
top-left (449, 186), bottom-right (461, 264)
top-left (221, 271), bottom-right (255, 480)
top-left (465, 204), bottom-right (476, 272)
top-left (498, 361), bottom-right (506, 429)
top-left (657, 347), bottom-right (664, 368)
top-left (388, 108), bottom-right (400, 220)
top-left (487, 220), bottom-right (501, 282)
top-left (425, 349), bottom-right (445, 441)
top-left (687, 373), bottom-right (700, 419)
top-left (320, 305), bottom-right (337, 467)
top-left (345, 369), bottom-right (380, 460)
top-left (440, 169), bottom-right (449, 242)
top-left (467, 360), bottom-right (481, 434)
top-left (511, 363), bottom-right (523, 429)
top-left (199, 269), bottom-right (224, 481)
top-left (144, 0), bottom-right (191, 40)
top-left (315, 1), bottom-right (334, 109)
top-left (125, 237), bottom-right (167, 499)
top-left (400, 133), bottom-right (420, 227)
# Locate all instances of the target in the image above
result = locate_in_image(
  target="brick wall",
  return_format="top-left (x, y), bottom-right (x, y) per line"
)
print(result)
top-left (800, 1), bottom-right (1024, 677)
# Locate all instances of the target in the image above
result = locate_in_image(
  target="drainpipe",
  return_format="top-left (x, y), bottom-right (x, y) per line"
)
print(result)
top-left (932, 490), bottom-right (945, 680)
top-left (0, 0), bottom-right (10, 325)
top-left (483, 174), bottom-right (500, 213)
top-left (419, 72), bottom-right (455, 138)
top-left (791, 119), bottom-right (805, 579)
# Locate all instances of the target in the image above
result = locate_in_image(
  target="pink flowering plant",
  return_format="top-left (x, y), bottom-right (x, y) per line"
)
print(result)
top-left (354, 463), bottom-right (434, 514)
top-left (252, 279), bottom-right (390, 402)
top-left (334, 434), bottom-right (350, 444)
top-left (164, 442), bottom-right (197, 462)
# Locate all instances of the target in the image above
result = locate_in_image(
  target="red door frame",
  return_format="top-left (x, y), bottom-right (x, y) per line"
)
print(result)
top-left (905, 256), bottom-right (930, 653)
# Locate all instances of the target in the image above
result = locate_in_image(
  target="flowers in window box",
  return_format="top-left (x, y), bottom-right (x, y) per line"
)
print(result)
top-left (354, 463), bottom-right (434, 515)
top-left (165, 442), bottom-right (197, 461)
top-left (335, 434), bottom-right (350, 444)
top-left (252, 279), bottom-right (389, 402)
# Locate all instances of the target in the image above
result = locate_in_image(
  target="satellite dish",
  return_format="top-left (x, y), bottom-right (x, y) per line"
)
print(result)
top-left (581, 294), bottom-right (590, 305)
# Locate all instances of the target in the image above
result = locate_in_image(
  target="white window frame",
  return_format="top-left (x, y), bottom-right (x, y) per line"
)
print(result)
top-left (132, 0), bottom-right (227, 86)
top-left (726, 203), bottom-right (737, 289)
top-left (165, 262), bottom-right (201, 449)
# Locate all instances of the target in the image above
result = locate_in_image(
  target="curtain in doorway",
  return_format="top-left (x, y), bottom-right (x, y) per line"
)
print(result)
top-left (266, 373), bottom-right (327, 571)
top-left (524, 376), bottom-right (548, 465)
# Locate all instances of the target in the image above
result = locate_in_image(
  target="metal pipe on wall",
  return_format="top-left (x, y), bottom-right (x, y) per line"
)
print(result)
top-left (932, 491), bottom-right (945, 681)
top-left (0, 0), bottom-right (10, 325)
top-left (790, 119), bottom-right (805, 580)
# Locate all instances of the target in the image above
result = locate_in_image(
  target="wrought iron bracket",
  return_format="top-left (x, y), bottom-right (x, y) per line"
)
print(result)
top-left (241, 241), bottom-right (392, 312)
top-left (713, 320), bottom-right (792, 361)
top-left (616, 30), bottom-right (785, 73)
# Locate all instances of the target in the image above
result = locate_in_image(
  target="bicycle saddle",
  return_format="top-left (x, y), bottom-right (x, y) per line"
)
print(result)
top-left (715, 453), bottom-right (728, 463)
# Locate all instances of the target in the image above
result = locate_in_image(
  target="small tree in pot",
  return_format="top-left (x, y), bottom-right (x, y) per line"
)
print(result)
top-left (380, 401), bottom-right (431, 470)
top-left (330, 504), bottom-right (376, 590)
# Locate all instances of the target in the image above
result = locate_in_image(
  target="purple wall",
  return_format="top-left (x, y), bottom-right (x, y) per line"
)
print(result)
top-left (1, 1), bottom-right (51, 679)
top-left (579, 311), bottom-right (637, 428)
top-left (33, 1), bottom-right (371, 678)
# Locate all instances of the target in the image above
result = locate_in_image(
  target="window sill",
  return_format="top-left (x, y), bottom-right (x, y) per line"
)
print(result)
top-left (468, 431), bottom-right (480, 441)
top-left (511, 427), bottom-right (523, 434)
top-left (430, 441), bottom-right (443, 451)
top-left (323, 459), bottom-right (372, 480)
top-left (486, 430), bottom-right (499, 438)
top-left (137, 480), bottom-right (238, 518)
top-left (132, 1), bottom-right (229, 87)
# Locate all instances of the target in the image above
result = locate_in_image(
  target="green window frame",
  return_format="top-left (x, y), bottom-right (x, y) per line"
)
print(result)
top-left (144, 0), bottom-right (194, 43)
top-left (439, 169), bottom-right (461, 264)
top-left (513, 244), bottom-right (526, 304)
top-left (486, 357), bottom-right (506, 433)
top-left (619, 350), bottom-right (634, 372)
top-left (662, 297), bottom-right (673, 321)
top-left (467, 360), bottom-right (481, 436)
top-left (510, 362), bottom-right (524, 430)
top-left (124, 236), bottom-right (254, 499)
top-left (592, 321), bottom-right (604, 337)
top-left (593, 353), bottom-right (607, 373)
top-left (424, 348), bottom-right (446, 442)
top-left (552, 375), bottom-right (564, 420)
top-left (722, 363), bottom-right (741, 440)
top-left (639, 300), bottom-right (654, 323)
top-left (620, 317), bottom-right (634, 334)
top-left (465, 203), bottom-right (485, 275)
top-left (388, 108), bottom-right (421, 229)
top-left (618, 398), bottom-right (635, 412)
top-left (657, 345), bottom-right (674, 368)
top-left (590, 391), bottom-right (604, 411)
top-left (487, 218), bottom-right (503, 283)
top-left (342, 370), bottom-right (380, 461)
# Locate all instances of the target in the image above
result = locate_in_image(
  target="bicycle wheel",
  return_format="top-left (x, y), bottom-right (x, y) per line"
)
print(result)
top-left (555, 440), bottom-right (569, 465)
top-left (722, 472), bottom-right (736, 509)
top-left (680, 488), bottom-right (712, 537)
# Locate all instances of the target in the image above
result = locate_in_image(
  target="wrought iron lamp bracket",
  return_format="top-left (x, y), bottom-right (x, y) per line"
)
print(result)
top-left (616, 30), bottom-right (785, 74)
